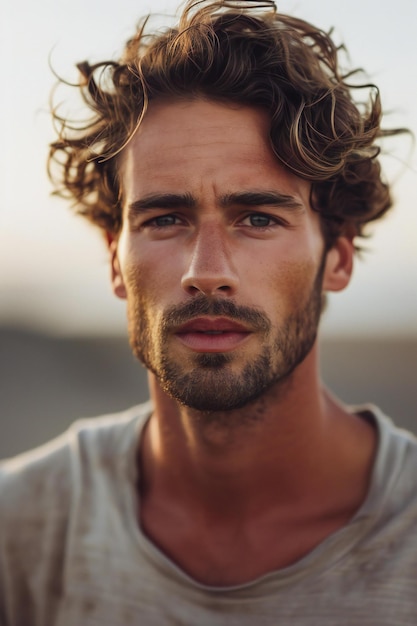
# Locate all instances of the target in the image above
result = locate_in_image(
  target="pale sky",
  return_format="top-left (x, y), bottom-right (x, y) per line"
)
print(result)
top-left (1, 0), bottom-right (416, 337)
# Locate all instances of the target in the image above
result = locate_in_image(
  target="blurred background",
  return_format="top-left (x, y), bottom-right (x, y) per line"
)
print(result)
top-left (1, 0), bottom-right (416, 458)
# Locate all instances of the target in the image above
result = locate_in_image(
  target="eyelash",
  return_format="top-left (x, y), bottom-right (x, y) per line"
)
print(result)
top-left (143, 211), bottom-right (286, 230)
top-left (241, 212), bottom-right (285, 229)
top-left (148, 214), bottom-right (181, 228)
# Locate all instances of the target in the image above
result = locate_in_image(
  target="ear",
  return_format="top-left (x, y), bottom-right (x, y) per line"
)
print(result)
top-left (322, 236), bottom-right (354, 292)
top-left (106, 232), bottom-right (127, 300)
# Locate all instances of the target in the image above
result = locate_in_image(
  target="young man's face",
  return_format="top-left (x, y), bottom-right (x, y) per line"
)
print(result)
top-left (112, 98), bottom-right (351, 411)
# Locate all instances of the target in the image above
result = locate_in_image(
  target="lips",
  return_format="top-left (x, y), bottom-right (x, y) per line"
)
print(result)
top-left (175, 317), bottom-right (252, 352)
top-left (176, 317), bottom-right (251, 334)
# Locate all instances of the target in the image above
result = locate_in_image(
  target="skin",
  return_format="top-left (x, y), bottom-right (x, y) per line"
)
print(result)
top-left (110, 98), bottom-right (377, 586)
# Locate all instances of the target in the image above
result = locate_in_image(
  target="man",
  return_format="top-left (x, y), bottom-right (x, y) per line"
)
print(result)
top-left (1, 0), bottom-right (415, 624)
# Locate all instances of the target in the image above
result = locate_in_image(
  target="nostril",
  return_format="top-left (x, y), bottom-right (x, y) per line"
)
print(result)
top-left (185, 283), bottom-right (231, 296)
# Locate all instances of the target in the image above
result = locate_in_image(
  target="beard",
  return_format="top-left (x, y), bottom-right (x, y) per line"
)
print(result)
top-left (127, 257), bottom-right (325, 413)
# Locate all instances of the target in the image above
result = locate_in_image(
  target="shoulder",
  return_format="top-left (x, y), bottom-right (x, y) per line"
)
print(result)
top-left (0, 403), bottom-right (151, 560)
top-left (357, 405), bottom-right (417, 519)
top-left (0, 402), bottom-right (151, 520)
top-left (368, 406), bottom-right (417, 472)
top-left (0, 402), bottom-right (151, 621)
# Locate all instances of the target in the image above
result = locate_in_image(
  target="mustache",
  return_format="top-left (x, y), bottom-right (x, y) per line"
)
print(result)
top-left (161, 296), bottom-right (271, 333)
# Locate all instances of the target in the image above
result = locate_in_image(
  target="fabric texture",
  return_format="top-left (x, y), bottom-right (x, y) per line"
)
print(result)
top-left (1, 402), bottom-right (417, 625)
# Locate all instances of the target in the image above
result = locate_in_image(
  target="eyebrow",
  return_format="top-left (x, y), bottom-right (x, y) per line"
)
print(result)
top-left (127, 190), bottom-right (304, 215)
top-left (127, 193), bottom-right (196, 214)
top-left (219, 191), bottom-right (305, 211)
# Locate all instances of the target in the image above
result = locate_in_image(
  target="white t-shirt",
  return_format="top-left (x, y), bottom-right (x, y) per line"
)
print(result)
top-left (1, 402), bottom-right (417, 625)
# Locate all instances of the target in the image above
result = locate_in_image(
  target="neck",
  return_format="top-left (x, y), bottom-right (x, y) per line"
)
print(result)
top-left (139, 343), bottom-right (375, 520)
top-left (137, 343), bottom-right (376, 585)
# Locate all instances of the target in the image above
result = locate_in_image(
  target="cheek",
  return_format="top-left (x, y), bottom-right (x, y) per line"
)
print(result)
top-left (119, 237), bottom-right (182, 303)
top-left (116, 234), bottom-right (150, 302)
top-left (261, 259), bottom-right (322, 313)
top-left (268, 229), bottom-right (325, 307)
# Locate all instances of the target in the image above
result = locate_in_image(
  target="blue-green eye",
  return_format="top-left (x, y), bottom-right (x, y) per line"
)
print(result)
top-left (153, 214), bottom-right (178, 227)
top-left (247, 214), bottom-right (273, 227)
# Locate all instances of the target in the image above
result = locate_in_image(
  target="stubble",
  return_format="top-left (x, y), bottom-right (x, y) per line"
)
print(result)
top-left (127, 257), bottom-right (325, 414)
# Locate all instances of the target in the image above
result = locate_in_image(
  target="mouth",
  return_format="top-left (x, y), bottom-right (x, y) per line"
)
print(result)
top-left (175, 317), bottom-right (252, 352)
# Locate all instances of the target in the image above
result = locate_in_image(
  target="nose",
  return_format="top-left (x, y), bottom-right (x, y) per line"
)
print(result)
top-left (181, 222), bottom-right (239, 297)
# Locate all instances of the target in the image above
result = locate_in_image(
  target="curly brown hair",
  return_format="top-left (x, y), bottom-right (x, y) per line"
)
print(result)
top-left (48, 0), bottom-right (404, 247)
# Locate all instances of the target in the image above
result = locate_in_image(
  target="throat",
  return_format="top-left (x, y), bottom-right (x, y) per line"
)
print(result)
top-left (139, 497), bottom-right (359, 587)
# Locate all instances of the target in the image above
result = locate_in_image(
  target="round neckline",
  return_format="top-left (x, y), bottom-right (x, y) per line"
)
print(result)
top-left (119, 403), bottom-right (410, 599)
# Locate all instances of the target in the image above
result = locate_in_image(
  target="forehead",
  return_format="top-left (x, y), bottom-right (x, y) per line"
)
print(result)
top-left (119, 98), bottom-right (310, 205)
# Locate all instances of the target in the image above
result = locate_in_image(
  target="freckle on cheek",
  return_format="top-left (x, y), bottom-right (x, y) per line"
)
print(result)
top-left (270, 261), bottom-right (318, 306)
